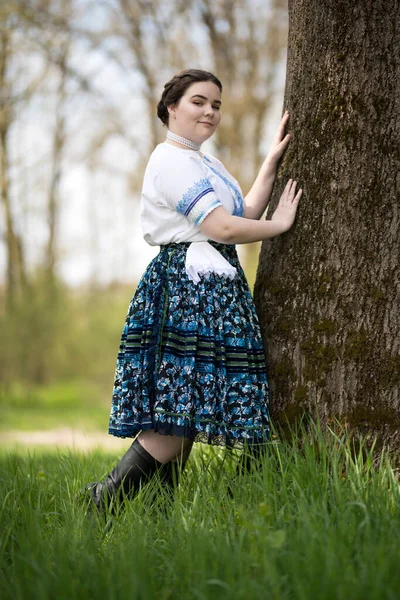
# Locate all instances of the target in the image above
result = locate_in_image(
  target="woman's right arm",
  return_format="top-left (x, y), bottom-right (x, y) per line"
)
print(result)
top-left (200, 179), bottom-right (303, 244)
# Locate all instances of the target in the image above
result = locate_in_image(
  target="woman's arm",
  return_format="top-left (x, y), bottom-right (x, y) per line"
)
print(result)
top-left (243, 111), bottom-right (292, 220)
top-left (200, 179), bottom-right (302, 244)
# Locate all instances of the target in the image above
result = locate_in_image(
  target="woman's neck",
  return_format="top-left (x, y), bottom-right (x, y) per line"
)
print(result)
top-left (164, 138), bottom-right (204, 158)
top-left (166, 130), bottom-right (202, 151)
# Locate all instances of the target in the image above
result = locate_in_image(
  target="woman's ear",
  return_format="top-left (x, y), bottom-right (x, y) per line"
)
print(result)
top-left (168, 104), bottom-right (177, 119)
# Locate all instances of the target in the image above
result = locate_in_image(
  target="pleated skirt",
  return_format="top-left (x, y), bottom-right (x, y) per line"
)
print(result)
top-left (108, 242), bottom-right (270, 447)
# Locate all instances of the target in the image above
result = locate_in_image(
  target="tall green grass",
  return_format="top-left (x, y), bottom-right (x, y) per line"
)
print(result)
top-left (1, 423), bottom-right (399, 600)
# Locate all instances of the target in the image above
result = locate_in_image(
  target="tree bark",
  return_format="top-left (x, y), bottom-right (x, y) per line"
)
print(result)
top-left (254, 0), bottom-right (400, 446)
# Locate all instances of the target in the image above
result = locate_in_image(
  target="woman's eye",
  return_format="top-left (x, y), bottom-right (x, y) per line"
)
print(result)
top-left (193, 101), bottom-right (220, 110)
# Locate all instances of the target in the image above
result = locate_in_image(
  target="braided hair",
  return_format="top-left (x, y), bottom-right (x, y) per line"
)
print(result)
top-left (157, 69), bottom-right (222, 127)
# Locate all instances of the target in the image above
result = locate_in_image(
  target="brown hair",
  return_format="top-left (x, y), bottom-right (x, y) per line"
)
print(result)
top-left (157, 69), bottom-right (223, 127)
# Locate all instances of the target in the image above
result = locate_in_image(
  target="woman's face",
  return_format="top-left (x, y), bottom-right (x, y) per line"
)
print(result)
top-left (167, 80), bottom-right (222, 143)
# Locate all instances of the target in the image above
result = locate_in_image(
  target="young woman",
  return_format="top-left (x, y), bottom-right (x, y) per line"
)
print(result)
top-left (82, 69), bottom-right (302, 512)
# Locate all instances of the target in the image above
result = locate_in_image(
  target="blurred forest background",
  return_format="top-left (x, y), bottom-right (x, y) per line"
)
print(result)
top-left (0, 0), bottom-right (288, 444)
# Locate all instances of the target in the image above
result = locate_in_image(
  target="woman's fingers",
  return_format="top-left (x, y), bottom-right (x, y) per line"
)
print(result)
top-left (283, 179), bottom-right (295, 200)
top-left (279, 134), bottom-right (291, 149)
top-left (294, 188), bottom-right (303, 203)
top-left (284, 178), bottom-right (293, 194)
top-left (282, 179), bottom-right (302, 203)
top-left (289, 180), bottom-right (297, 200)
top-left (281, 110), bottom-right (290, 127)
top-left (267, 111), bottom-right (291, 164)
top-left (274, 111), bottom-right (290, 143)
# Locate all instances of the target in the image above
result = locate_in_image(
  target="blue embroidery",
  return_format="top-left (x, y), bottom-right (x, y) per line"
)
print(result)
top-left (176, 178), bottom-right (214, 218)
top-left (203, 159), bottom-right (244, 217)
top-left (194, 200), bottom-right (222, 226)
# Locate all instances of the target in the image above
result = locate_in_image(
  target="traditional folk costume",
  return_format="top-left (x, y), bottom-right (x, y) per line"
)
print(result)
top-left (108, 143), bottom-right (270, 448)
top-left (81, 141), bottom-right (271, 514)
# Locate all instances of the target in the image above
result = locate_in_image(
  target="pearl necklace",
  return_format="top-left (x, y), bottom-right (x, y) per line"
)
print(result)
top-left (166, 130), bottom-right (201, 151)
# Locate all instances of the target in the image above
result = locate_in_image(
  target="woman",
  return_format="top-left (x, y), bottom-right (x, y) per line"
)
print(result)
top-left (83, 69), bottom-right (302, 512)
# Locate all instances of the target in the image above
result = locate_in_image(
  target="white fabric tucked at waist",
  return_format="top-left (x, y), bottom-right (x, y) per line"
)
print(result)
top-left (185, 241), bottom-right (237, 284)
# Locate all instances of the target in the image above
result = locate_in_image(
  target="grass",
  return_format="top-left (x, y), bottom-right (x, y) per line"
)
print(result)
top-left (1, 423), bottom-right (400, 600)
top-left (0, 380), bottom-right (109, 432)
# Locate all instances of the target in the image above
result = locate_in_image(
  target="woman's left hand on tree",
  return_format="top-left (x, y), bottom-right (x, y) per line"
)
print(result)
top-left (266, 110), bottom-right (291, 167)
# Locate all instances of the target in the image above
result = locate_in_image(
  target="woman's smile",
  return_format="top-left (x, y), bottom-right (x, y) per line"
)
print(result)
top-left (167, 80), bottom-right (222, 143)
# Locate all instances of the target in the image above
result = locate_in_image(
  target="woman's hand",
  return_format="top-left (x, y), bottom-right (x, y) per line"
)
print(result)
top-left (265, 111), bottom-right (291, 170)
top-left (241, 110), bottom-right (297, 221)
top-left (270, 179), bottom-right (302, 232)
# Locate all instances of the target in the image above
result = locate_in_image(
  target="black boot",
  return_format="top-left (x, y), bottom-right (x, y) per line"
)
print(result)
top-left (82, 438), bottom-right (164, 514)
top-left (140, 448), bottom-right (192, 514)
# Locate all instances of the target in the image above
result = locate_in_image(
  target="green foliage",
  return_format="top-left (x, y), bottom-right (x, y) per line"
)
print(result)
top-left (1, 423), bottom-right (399, 600)
top-left (0, 276), bottom-right (131, 384)
top-left (0, 380), bottom-right (107, 432)
top-left (0, 277), bottom-right (137, 429)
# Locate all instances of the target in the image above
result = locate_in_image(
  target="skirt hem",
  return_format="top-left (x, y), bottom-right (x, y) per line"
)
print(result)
top-left (108, 417), bottom-right (270, 449)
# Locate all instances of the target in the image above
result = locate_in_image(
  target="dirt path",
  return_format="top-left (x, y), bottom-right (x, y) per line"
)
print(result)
top-left (0, 428), bottom-right (130, 452)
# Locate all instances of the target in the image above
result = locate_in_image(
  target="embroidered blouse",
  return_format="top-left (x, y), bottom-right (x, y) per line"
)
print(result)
top-left (140, 142), bottom-right (244, 246)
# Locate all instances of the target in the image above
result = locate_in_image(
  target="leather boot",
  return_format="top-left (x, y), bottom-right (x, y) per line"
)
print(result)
top-left (137, 449), bottom-right (191, 514)
top-left (81, 438), bottom-right (164, 513)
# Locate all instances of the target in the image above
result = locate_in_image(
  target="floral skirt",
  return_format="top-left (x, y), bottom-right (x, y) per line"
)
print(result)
top-left (108, 242), bottom-right (270, 447)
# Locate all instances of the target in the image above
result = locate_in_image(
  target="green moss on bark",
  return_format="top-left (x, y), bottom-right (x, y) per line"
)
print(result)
top-left (377, 355), bottom-right (400, 389)
top-left (344, 329), bottom-right (368, 360)
top-left (313, 319), bottom-right (336, 334)
top-left (294, 385), bottom-right (308, 401)
top-left (301, 338), bottom-right (336, 385)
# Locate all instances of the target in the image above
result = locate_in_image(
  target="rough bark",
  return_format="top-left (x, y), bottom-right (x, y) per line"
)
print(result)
top-left (254, 0), bottom-right (400, 447)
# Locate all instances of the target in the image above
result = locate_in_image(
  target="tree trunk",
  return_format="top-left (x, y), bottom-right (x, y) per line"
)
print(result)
top-left (253, 0), bottom-right (400, 447)
top-left (0, 28), bottom-right (26, 309)
top-left (46, 42), bottom-right (68, 285)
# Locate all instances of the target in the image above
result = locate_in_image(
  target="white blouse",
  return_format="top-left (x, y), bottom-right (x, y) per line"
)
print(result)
top-left (140, 142), bottom-right (245, 283)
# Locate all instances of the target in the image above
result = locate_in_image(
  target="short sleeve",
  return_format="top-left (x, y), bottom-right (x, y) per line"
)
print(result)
top-left (155, 152), bottom-right (222, 226)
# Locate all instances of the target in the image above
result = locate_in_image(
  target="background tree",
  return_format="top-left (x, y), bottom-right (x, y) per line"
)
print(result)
top-left (0, 0), bottom-right (288, 389)
top-left (0, 1), bottom-right (44, 308)
top-left (254, 0), bottom-right (400, 448)
top-left (1, 0), bottom-right (288, 298)
top-left (44, 11), bottom-right (70, 288)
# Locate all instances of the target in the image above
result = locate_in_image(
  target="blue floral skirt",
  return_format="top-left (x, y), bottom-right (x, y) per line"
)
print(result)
top-left (108, 242), bottom-right (270, 447)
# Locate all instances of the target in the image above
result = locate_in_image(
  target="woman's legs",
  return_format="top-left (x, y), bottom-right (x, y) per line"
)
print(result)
top-left (137, 430), bottom-right (192, 463)
top-left (82, 432), bottom-right (193, 513)
top-left (137, 432), bottom-right (193, 492)
top-left (171, 441), bottom-right (193, 465)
